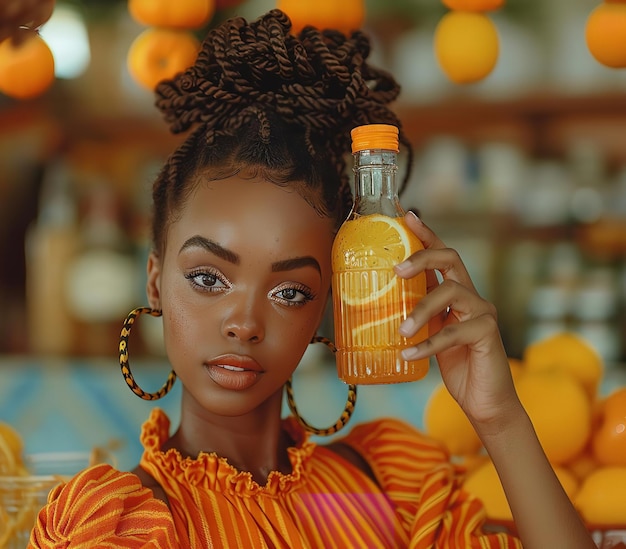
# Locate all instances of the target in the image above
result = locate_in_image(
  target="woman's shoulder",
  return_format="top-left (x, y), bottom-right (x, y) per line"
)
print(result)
top-left (331, 417), bottom-right (451, 481)
top-left (342, 417), bottom-right (447, 456)
top-left (29, 464), bottom-right (176, 548)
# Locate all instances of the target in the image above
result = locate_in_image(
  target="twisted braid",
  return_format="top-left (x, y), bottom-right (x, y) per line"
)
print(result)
top-left (151, 9), bottom-right (412, 255)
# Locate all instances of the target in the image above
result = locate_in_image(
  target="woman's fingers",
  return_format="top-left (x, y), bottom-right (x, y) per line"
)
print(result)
top-left (401, 311), bottom-right (500, 362)
top-left (405, 211), bottom-right (446, 250)
top-left (400, 277), bottom-right (495, 337)
top-left (395, 212), bottom-right (496, 354)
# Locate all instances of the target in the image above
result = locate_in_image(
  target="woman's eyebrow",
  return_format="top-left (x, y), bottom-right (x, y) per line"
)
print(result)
top-left (271, 257), bottom-right (321, 275)
top-left (179, 235), bottom-right (239, 264)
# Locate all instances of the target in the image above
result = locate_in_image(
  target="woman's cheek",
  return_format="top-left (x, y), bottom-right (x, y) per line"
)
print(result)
top-left (162, 303), bottom-right (196, 362)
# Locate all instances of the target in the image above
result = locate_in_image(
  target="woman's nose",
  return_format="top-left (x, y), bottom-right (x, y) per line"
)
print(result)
top-left (221, 296), bottom-right (265, 343)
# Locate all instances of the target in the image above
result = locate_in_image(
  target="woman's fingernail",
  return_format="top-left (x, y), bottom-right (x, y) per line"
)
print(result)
top-left (401, 346), bottom-right (421, 361)
top-left (408, 210), bottom-right (422, 224)
top-left (399, 317), bottom-right (416, 336)
top-left (394, 260), bottom-right (411, 274)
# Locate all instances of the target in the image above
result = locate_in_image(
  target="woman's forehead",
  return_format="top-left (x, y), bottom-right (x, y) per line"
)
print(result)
top-left (167, 175), bottom-right (335, 257)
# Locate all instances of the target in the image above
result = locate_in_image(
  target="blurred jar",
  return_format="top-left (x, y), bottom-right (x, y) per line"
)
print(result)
top-left (0, 452), bottom-right (108, 548)
top-left (572, 268), bottom-right (622, 364)
top-left (518, 160), bottom-right (573, 227)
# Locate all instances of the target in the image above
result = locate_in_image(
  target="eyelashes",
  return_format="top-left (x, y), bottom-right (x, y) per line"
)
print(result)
top-left (184, 268), bottom-right (228, 292)
top-left (184, 268), bottom-right (316, 306)
top-left (271, 283), bottom-right (317, 307)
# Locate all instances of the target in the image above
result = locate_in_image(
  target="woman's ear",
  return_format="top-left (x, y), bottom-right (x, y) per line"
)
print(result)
top-left (146, 251), bottom-right (162, 310)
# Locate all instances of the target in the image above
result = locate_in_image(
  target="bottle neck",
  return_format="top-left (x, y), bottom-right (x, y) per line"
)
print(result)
top-left (351, 149), bottom-right (404, 218)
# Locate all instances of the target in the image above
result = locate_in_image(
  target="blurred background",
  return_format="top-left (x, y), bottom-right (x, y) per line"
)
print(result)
top-left (1, 0), bottom-right (626, 468)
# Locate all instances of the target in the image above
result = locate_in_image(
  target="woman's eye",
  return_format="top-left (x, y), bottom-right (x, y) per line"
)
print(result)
top-left (185, 270), bottom-right (228, 292)
top-left (273, 285), bottom-right (315, 306)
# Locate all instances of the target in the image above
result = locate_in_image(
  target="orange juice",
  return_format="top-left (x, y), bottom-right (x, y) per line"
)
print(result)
top-left (332, 213), bottom-right (428, 384)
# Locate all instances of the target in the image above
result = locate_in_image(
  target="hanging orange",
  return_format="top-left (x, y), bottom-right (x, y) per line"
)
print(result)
top-left (277, 0), bottom-right (365, 35)
top-left (128, 0), bottom-right (215, 29)
top-left (441, 0), bottom-right (504, 11)
top-left (434, 11), bottom-right (499, 84)
top-left (0, 31), bottom-right (55, 99)
top-left (585, 1), bottom-right (626, 68)
top-left (127, 28), bottom-right (199, 90)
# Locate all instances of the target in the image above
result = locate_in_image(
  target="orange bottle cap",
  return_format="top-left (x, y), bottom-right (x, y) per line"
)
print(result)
top-left (351, 124), bottom-right (399, 153)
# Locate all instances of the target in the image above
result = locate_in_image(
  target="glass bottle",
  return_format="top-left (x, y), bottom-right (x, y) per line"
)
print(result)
top-left (331, 124), bottom-right (428, 384)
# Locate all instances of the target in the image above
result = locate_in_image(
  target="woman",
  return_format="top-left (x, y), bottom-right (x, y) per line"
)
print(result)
top-left (28, 9), bottom-right (594, 549)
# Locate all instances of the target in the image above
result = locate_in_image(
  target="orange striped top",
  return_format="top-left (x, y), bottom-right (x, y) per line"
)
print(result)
top-left (30, 409), bottom-right (521, 548)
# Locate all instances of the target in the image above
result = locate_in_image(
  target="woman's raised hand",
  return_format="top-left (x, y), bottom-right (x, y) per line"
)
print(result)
top-left (394, 212), bottom-right (519, 430)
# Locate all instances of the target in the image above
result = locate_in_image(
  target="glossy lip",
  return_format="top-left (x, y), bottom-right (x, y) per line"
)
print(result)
top-left (206, 354), bottom-right (264, 372)
top-left (203, 354), bottom-right (264, 391)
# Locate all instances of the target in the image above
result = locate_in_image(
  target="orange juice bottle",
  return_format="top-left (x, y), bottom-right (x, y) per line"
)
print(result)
top-left (331, 124), bottom-right (428, 384)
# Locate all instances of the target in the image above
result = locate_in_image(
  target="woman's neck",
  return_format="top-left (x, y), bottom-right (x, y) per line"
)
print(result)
top-left (163, 390), bottom-right (294, 484)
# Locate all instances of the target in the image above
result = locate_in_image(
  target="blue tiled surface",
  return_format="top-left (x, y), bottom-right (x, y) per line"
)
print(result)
top-left (2, 356), bottom-right (625, 472)
top-left (0, 356), bottom-right (443, 471)
top-left (0, 357), bottom-right (182, 471)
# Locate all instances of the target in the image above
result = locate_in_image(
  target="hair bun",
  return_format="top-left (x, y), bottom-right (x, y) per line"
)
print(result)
top-left (155, 9), bottom-right (401, 147)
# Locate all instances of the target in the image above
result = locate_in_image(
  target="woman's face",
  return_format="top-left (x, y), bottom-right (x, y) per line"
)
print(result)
top-left (147, 175), bottom-right (335, 418)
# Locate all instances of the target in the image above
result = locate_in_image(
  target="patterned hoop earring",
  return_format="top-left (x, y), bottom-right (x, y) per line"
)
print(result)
top-left (285, 335), bottom-right (357, 436)
top-left (119, 307), bottom-right (177, 400)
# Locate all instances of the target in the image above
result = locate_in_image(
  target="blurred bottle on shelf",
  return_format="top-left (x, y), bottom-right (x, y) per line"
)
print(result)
top-left (25, 159), bottom-right (80, 355)
top-left (525, 243), bottom-right (581, 348)
top-left (566, 139), bottom-right (607, 225)
top-left (518, 160), bottom-right (572, 227)
top-left (64, 180), bottom-right (139, 355)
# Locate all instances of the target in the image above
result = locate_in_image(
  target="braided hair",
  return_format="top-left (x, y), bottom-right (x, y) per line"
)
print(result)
top-left (151, 9), bottom-right (412, 256)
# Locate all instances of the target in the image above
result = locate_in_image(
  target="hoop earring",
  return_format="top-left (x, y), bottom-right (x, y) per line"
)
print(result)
top-left (285, 335), bottom-right (357, 436)
top-left (119, 307), bottom-right (177, 400)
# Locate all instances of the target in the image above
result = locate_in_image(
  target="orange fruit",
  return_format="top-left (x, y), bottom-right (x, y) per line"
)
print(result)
top-left (0, 32), bottom-right (54, 99)
top-left (128, 0), bottom-right (215, 29)
top-left (575, 466), bottom-right (626, 525)
top-left (424, 382), bottom-right (483, 456)
top-left (442, 0), bottom-right (504, 11)
top-left (463, 459), bottom-right (512, 521)
top-left (127, 28), bottom-right (200, 90)
top-left (523, 332), bottom-right (603, 399)
top-left (585, 2), bottom-right (626, 68)
top-left (566, 445), bottom-right (599, 482)
top-left (591, 387), bottom-right (626, 466)
top-left (515, 369), bottom-right (592, 465)
top-left (434, 11), bottom-right (499, 84)
top-left (277, 0), bottom-right (365, 35)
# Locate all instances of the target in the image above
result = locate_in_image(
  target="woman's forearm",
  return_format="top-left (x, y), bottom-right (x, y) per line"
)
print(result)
top-left (478, 404), bottom-right (596, 549)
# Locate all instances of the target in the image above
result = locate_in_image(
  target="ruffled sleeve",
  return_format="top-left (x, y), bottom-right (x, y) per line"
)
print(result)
top-left (29, 464), bottom-right (177, 549)
top-left (340, 419), bottom-right (522, 549)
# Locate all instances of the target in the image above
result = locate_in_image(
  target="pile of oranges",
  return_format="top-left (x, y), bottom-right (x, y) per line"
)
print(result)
top-left (434, 0), bottom-right (503, 84)
top-left (425, 331), bottom-right (626, 529)
top-left (126, 0), bottom-right (215, 90)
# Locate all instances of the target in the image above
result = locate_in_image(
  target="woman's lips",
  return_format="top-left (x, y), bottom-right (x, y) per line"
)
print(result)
top-left (204, 354), bottom-right (263, 391)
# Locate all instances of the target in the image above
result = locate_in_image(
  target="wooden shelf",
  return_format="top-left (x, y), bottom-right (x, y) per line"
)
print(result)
top-left (397, 91), bottom-right (626, 165)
